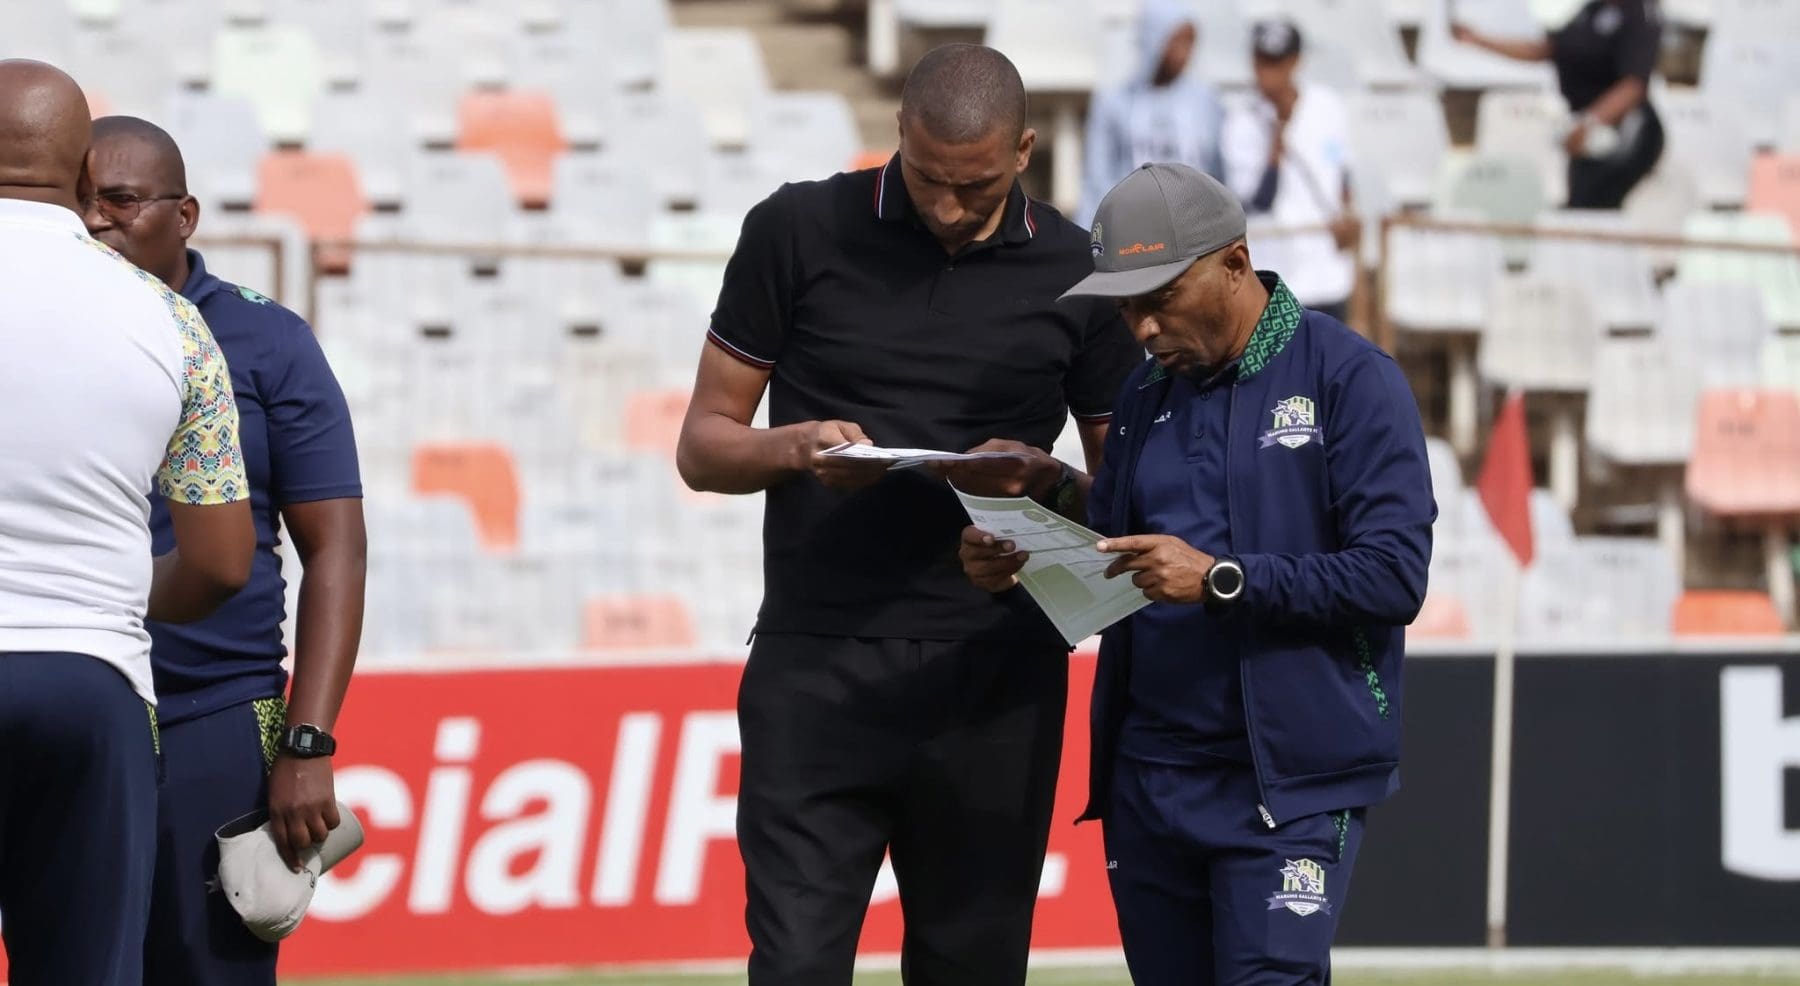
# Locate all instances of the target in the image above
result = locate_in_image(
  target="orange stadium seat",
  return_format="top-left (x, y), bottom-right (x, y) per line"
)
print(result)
top-left (582, 594), bottom-right (697, 650)
top-left (1747, 154), bottom-right (1800, 242)
top-left (254, 150), bottom-right (367, 273)
top-left (410, 443), bottom-right (521, 551)
top-left (456, 90), bottom-right (567, 209)
top-left (1408, 593), bottom-right (1472, 640)
top-left (1672, 590), bottom-right (1787, 636)
top-left (624, 389), bottom-right (689, 458)
top-left (1685, 389), bottom-right (1800, 517)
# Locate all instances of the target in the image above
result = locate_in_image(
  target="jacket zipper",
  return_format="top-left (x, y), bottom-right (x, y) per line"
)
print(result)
top-left (1226, 378), bottom-right (1279, 831)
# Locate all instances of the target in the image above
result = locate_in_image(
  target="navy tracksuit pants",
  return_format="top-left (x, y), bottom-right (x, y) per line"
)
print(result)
top-left (0, 653), bottom-right (158, 986)
top-left (1104, 756), bottom-right (1366, 986)
top-left (144, 698), bottom-right (280, 986)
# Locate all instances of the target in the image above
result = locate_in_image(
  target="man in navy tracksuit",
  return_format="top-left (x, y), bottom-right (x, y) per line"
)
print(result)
top-left (84, 117), bottom-right (366, 985)
top-left (961, 163), bottom-right (1434, 984)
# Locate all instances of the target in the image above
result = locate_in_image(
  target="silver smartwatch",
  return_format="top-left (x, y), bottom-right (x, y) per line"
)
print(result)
top-left (1205, 557), bottom-right (1246, 605)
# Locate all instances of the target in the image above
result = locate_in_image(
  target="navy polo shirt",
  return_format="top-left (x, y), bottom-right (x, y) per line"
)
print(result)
top-left (146, 250), bottom-right (362, 726)
top-left (1116, 360), bottom-right (1252, 765)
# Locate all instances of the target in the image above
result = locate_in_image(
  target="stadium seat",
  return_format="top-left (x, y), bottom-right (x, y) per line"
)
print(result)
top-left (1686, 389), bottom-right (1800, 517)
top-left (662, 28), bottom-right (770, 150)
top-left (582, 594), bottom-right (698, 650)
top-left (1415, 0), bottom-right (1557, 89)
top-left (1279, 0), bottom-right (1418, 88)
top-left (211, 24), bottom-right (325, 145)
top-left (1672, 590), bottom-right (1787, 636)
top-left (6, 1), bottom-right (75, 63)
top-left (307, 90), bottom-right (413, 207)
top-left (1700, 25), bottom-right (1800, 149)
top-left (510, 32), bottom-right (615, 150)
top-left (1408, 592), bottom-right (1473, 641)
top-left (1765, 334), bottom-right (1800, 396)
top-left (1520, 537), bottom-right (1681, 643)
top-left (1439, 154), bottom-right (1548, 235)
top-left (555, 0), bottom-right (669, 91)
top-left (535, 154), bottom-right (657, 250)
top-left (1656, 281), bottom-right (1770, 389)
top-left (400, 152), bottom-right (518, 247)
top-left (987, 0), bottom-right (1101, 210)
top-left (1478, 275), bottom-right (1600, 393)
top-left (163, 91), bottom-right (267, 210)
top-left (1424, 437), bottom-right (1464, 526)
top-left (1475, 89), bottom-right (1569, 207)
top-left (361, 10), bottom-right (516, 147)
top-left (1586, 334), bottom-right (1702, 467)
top-left (254, 151), bottom-right (367, 273)
top-left (411, 442), bottom-right (523, 551)
top-left (1658, 87), bottom-right (1754, 209)
top-left (624, 389), bottom-right (689, 459)
top-left (698, 150), bottom-right (789, 219)
top-left (1527, 210), bottom-right (1661, 333)
top-left (64, 29), bottom-right (177, 121)
top-left (1677, 212), bottom-right (1800, 331)
top-left (276, 0), bottom-right (375, 87)
top-left (602, 90), bottom-right (711, 209)
top-left (457, 91), bottom-right (568, 209)
top-left (1386, 218), bottom-right (1506, 335)
top-left (1747, 154), bottom-right (1800, 242)
top-left (749, 91), bottom-right (861, 182)
top-left (1783, 94), bottom-right (1800, 154)
top-left (1622, 162), bottom-right (1701, 237)
top-left (1347, 90), bottom-right (1451, 209)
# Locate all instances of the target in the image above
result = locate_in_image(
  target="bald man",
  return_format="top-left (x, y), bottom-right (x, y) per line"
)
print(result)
top-left (85, 117), bottom-right (366, 986)
top-left (677, 45), bottom-right (1140, 985)
top-left (0, 62), bottom-right (253, 986)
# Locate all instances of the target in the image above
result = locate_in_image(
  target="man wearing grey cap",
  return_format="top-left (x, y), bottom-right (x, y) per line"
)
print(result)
top-left (959, 163), bottom-right (1435, 984)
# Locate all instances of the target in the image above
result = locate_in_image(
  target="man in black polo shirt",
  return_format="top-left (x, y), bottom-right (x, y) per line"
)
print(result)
top-left (676, 43), bottom-right (1141, 986)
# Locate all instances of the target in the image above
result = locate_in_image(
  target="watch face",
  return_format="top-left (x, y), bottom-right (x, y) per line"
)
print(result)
top-left (1213, 562), bottom-right (1245, 596)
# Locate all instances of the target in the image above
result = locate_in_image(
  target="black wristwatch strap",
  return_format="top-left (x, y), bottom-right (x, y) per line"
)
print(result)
top-left (1042, 462), bottom-right (1079, 517)
top-left (280, 724), bottom-right (337, 759)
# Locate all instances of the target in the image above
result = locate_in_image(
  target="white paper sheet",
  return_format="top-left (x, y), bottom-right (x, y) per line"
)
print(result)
top-left (820, 443), bottom-right (1034, 470)
top-left (953, 488), bottom-right (1152, 646)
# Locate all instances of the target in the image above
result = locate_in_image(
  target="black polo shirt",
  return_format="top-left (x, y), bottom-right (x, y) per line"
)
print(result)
top-left (707, 154), bottom-right (1142, 642)
top-left (1551, 0), bottom-right (1661, 113)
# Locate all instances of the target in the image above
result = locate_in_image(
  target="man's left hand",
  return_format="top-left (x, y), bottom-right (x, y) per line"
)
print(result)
top-left (1096, 534), bottom-right (1215, 604)
top-left (939, 439), bottom-right (1061, 499)
top-left (1563, 122), bottom-right (1589, 157)
top-left (268, 755), bottom-right (340, 873)
top-left (1329, 214), bottom-right (1361, 252)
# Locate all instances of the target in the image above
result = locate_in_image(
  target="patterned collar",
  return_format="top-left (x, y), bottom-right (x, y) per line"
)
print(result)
top-left (1141, 271), bottom-right (1302, 388)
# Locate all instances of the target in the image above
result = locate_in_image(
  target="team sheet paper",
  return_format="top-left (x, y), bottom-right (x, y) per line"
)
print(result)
top-left (953, 489), bottom-right (1152, 646)
top-left (821, 443), bottom-right (1034, 470)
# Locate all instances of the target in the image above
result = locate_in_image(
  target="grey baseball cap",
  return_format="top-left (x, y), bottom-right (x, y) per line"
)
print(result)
top-left (1061, 163), bottom-right (1247, 300)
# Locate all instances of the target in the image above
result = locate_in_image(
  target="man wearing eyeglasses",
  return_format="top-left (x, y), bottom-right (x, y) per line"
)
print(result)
top-left (84, 116), bottom-right (366, 986)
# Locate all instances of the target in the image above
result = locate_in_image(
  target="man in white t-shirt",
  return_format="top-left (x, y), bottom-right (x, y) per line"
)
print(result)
top-left (0, 60), bottom-right (253, 986)
top-left (1222, 20), bottom-right (1360, 322)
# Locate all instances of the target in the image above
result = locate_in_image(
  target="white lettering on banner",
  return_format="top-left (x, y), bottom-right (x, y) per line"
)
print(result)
top-left (466, 761), bottom-right (592, 914)
top-left (593, 713), bottom-right (662, 906)
top-left (655, 712), bottom-right (742, 905)
top-left (315, 766), bottom-right (414, 921)
top-left (411, 717), bottom-right (480, 913)
top-left (1720, 667), bottom-right (1800, 881)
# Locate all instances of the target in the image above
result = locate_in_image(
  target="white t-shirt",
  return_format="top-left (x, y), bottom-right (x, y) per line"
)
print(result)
top-left (1222, 83), bottom-right (1356, 307)
top-left (0, 199), bottom-right (246, 704)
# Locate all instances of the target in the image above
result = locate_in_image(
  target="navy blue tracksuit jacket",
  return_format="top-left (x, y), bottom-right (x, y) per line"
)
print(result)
top-left (1081, 276), bottom-right (1436, 828)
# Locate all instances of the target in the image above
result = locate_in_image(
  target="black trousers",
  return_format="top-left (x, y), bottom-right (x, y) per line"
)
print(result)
top-left (737, 633), bottom-right (1068, 986)
top-left (1567, 106), bottom-right (1665, 210)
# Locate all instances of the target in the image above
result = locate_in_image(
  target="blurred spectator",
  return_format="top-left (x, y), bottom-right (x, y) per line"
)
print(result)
top-left (1454, 0), bottom-right (1664, 209)
top-left (1222, 20), bottom-right (1358, 322)
top-left (1078, 0), bottom-right (1225, 227)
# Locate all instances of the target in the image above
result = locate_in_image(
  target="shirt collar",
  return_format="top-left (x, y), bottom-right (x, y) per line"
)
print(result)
top-left (0, 198), bottom-right (87, 234)
top-left (179, 248), bottom-right (225, 306)
top-left (1141, 272), bottom-right (1303, 389)
top-left (873, 152), bottom-right (1038, 246)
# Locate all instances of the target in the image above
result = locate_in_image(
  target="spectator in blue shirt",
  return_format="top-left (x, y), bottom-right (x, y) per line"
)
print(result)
top-left (1077, 0), bottom-right (1226, 228)
top-left (85, 116), bottom-right (366, 986)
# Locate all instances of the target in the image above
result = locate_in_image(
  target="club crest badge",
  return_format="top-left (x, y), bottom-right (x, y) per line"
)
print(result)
top-left (1267, 858), bottom-right (1331, 916)
top-left (1260, 395), bottom-right (1323, 449)
top-left (1090, 222), bottom-right (1104, 258)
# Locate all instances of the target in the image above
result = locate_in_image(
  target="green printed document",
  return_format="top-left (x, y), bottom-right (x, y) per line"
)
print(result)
top-left (954, 489), bottom-right (1152, 646)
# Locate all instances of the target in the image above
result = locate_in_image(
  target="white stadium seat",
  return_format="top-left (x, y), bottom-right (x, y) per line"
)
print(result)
top-left (1477, 274), bottom-right (1601, 393)
top-left (537, 154), bottom-right (659, 251)
top-left (1701, 24), bottom-right (1800, 149)
top-left (1527, 210), bottom-right (1661, 333)
top-left (1520, 538), bottom-right (1681, 644)
top-left (601, 90), bottom-right (711, 209)
top-left (400, 152), bottom-right (518, 246)
top-left (662, 28), bottom-right (771, 150)
top-left (1656, 280), bottom-right (1772, 389)
top-left (1348, 90), bottom-right (1451, 208)
top-left (308, 90), bottom-right (413, 207)
top-left (749, 90), bottom-right (861, 182)
top-left (211, 24), bottom-right (326, 145)
top-left (1475, 88), bottom-right (1569, 207)
top-left (1415, 0), bottom-right (1557, 90)
top-left (1585, 334), bottom-right (1702, 466)
top-left (1677, 212), bottom-right (1800, 331)
top-left (163, 91), bottom-right (267, 210)
top-left (1658, 87), bottom-right (1754, 209)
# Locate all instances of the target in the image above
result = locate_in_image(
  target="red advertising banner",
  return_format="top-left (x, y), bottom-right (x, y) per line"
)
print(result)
top-left (0, 655), bottom-right (1115, 978)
